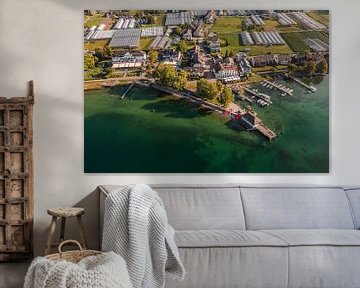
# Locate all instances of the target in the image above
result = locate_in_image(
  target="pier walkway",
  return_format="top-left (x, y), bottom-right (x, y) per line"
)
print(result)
top-left (243, 87), bottom-right (273, 105)
top-left (286, 74), bottom-right (317, 92)
top-left (151, 83), bottom-right (244, 115)
top-left (121, 81), bottom-right (137, 99)
top-left (256, 123), bottom-right (277, 141)
top-left (263, 80), bottom-right (293, 96)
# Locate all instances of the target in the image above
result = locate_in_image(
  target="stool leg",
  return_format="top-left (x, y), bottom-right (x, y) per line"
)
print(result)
top-left (45, 216), bottom-right (57, 255)
top-left (60, 217), bottom-right (66, 243)
top-left (77, 215), bottom-right (87, 249)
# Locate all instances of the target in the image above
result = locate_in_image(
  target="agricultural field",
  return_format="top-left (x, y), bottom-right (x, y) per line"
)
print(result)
top-left (210, 16), bottom-right (243, 34)
top-left (263, 20), bottom-right (280, 31)
top-left (306, 11), bottom-right (329, 26)
top-left (84, 40), bottom-right (109, 51)
top-left (139, 37), bottom-right (155, 50)
top-left (218, 33), bottom-right (293, 56)
top-left (144, 14), bottom-right (166, 27)
top-left (281, 31), bottom-right (329, 52)
top-left (84, 14), bottom-right (104, 28)
top-left (277, 25), bottom-right (303, 32)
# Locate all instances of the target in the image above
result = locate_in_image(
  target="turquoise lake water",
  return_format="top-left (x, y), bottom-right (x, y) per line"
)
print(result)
top-left (84, 75), bottom-right (329, 173)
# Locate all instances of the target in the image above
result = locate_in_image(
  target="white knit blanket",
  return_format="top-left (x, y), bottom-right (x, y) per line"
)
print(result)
top-left (102, 184), bottom-right (185, 288)
top-left (24, 251), bottom-right (133, 288)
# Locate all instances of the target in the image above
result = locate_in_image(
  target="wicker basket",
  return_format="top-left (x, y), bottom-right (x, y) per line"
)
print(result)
top-left (45, 240), bottom-right (102, 263)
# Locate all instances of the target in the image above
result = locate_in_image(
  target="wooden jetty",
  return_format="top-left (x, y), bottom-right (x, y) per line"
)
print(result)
top-left (263, 80), bottom-right (293, 96)
top-left (286, 74), bottom-right (317, 92)
top-left (232, 88), bottom-right (254, 103)
top-left (256, 123), bottom-right (277, 141)
top-left (240, 109), bottom-right (277, 141)
top-left (243, 87), bottom-right (272, 105)
top-left (120, 81), bottom-right (137, 99)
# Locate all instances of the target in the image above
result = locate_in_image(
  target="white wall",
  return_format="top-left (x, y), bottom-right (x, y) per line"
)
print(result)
top-left (0, 0), bottom-right (360, 256)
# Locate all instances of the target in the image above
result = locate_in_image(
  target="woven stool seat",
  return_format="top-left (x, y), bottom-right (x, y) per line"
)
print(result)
top-left (48, 207), bottom-right (85, 217)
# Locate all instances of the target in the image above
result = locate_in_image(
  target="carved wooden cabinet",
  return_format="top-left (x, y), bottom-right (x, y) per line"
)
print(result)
top-left (0, 81), bottom-right (34, 261)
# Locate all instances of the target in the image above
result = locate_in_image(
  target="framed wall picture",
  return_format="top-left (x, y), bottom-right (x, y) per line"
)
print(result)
top-left (84, 10), bottom-right (329, 173)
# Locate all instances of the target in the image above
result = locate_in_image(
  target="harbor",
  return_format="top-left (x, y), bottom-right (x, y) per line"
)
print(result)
top-left (243, 86), bottom-right (272, 107)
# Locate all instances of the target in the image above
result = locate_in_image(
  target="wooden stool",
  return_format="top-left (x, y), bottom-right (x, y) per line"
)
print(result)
top-left (45, 207), bottom-right (87, 255)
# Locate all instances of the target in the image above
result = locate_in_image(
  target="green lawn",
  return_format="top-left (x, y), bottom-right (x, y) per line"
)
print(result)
top-left (84, 14), bottom-right (104, 28)
top-left (280, 31), bottom-right (329, 52)
top-left (210, 16), bottom-right (243, 34)
top-left (252, 65), bottom-right (288, 73)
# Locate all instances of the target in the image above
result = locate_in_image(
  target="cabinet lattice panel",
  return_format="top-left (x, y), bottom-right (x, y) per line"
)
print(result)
top-left (0, 82), bottom-right (34, 261)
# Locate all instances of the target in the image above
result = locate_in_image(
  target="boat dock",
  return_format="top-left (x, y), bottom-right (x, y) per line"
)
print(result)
top-left (240, 109), bottom-right (277, 141)
top-left (256, 123), bottom-right (277, 141)
top-left (286, 74), bottom-right (317, 92)
top-left (243, 87), bottom-right (272, 106)
top-left (232, 88), bottom-right (254, 103)
top-left (262, 80), bottom-right (293, 96)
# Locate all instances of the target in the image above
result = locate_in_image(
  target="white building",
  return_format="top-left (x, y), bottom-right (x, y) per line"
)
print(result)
top-left (111, 50), bottom-right (147, 69)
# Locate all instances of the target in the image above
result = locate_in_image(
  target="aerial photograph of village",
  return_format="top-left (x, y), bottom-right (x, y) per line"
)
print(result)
top-left (84, 10), bottom-right (330, 173)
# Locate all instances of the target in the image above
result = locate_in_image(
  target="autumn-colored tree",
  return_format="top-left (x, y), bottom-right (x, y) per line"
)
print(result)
top-left (84, 54), bottom-right (96, 71)
top-left (317, 59), bottom-right (328, 75)
top-left (148, 50), bottom-right (158, 66)
top-left (177, 40), bottom-right (188, 54)
top-left (305, 61), bottom-right (316, 76)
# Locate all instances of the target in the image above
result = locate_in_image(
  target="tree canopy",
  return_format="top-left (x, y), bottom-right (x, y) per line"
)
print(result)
top-left (196, 79), bottom-right (219, 101)
top-left (148, 50), bottom-right (158, 66)
top-left (305, 60), bottom-right (316, 76)
top-left (177, 40), bottom-right (188, 54)
top-left (84, 54), bottom-right (96, 71)
top-left (220, 86), bottom-right (234, 108)
top-left (153, 63), bottom-right (188, 91)
top-left (317, 59), bottom-right (328, 75)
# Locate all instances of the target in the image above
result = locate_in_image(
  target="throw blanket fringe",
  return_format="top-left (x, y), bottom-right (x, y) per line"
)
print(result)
top-left (102, 184), bottom-right (185, 288)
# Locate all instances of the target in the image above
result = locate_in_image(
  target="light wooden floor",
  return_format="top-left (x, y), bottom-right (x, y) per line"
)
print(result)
top-left (0, 261), bottom-right (30, 288)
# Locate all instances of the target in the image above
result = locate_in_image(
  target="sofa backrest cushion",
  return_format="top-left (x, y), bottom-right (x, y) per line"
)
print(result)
top-left (345, 188), bottom-right (360, 229)
top-left (240, 187), bottom-right (355, 230)
top-left (153, 186), bottom-right (246, 230)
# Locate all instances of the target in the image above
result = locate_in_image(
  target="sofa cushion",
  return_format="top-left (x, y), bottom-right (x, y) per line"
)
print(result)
top-left (165, 246), bottom-right (288, 288)
top-left (261, 230), bottom-right (360, 287)
top-left (154, 186), bottom-right (246, 230)
top-left (175, 230), bottom-right (288, 248)
top-left (345, 188), bottom-right (360, 229)
top-left (241, 187), bottom-right (355, 230)
top-left (287, 246), bottom-right (360, 288)
top-left (100, 185), bottom-right (246, 230)
top-left (262, 229), bottom-right (360, 246)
